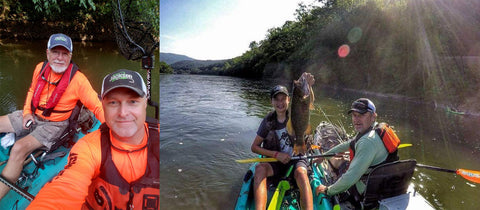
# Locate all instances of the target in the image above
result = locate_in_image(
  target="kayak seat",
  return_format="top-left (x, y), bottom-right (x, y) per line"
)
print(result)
top-left (361, 159), bottom-right (417, 209)
top-left (29, 101), bottom-right (94, 169)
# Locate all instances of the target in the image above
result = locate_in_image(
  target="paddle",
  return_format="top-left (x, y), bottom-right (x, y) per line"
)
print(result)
top-left (416, 164), bottom-right (480, 184)
top-left (236, 143), bottom-right (413, 163)
top-left (398, 143), bottom-right (412, 148)
top-left (236, 154), bottom-right (338, 164)
top-left (267, 165), bottom-right (294, 210)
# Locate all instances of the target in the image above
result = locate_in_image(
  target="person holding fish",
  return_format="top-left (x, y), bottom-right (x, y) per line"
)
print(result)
top-left (251, 72), bottom-right (315, 210)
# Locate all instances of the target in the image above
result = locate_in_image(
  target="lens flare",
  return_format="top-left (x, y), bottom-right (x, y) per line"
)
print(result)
top-left (338, 44), bottom-right (350, 58)
top-left (348, 27), bottom-right (363, 43)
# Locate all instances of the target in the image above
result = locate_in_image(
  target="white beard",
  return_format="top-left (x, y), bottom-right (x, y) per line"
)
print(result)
top-left (50, 63), bottom-right (68, 73)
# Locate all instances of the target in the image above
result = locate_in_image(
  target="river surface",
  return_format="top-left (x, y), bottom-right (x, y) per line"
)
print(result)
top-left (160, 74), bottom-right (480, 209)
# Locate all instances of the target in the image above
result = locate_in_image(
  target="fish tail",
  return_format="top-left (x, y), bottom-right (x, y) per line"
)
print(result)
top-left (293, 141), bottom-right (307, 156)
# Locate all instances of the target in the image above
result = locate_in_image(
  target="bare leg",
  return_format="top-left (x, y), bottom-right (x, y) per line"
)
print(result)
top-left (253, 163), bottom-right (274, 210)
top-left (295, 167), bottom-right (313, 210)
top-left (0, 135), bottom-right (43, 200)
top-left (0, 115), bottom-right (15, 133)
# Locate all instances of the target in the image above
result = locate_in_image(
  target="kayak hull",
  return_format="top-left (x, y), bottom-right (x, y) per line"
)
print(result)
top-left (0, 119), bottom-right (101, 209)
top-left (234, 161), bottom-right (333, 210)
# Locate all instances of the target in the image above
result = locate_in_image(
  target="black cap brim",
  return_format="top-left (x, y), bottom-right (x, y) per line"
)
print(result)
top-left (348, 108), bottom-right (368, 114)
top-left (271, 91), bottom-right (288, 98)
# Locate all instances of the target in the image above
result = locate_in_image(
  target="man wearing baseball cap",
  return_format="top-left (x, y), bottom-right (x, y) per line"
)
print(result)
top-left (315, 98), bottom-right (391, 207)
top-left (0, 33), bottom-right (104, 201)
top-left (251, 72), bottom-right (315, 210)
top-left (29, 69), bottom-right (159, 209)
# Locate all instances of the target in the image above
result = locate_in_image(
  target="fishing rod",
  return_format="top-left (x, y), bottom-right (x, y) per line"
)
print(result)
top-left (236, 144), bottom-right (413, 163)
top-left (0, 175), bottom-right (34, 201)
top-left (236, 153), bottom-right (338, 164)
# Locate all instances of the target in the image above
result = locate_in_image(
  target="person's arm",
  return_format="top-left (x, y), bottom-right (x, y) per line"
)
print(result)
top-left (27, 132), bottom-right (102, 209)
top-left (22, 63), bottom-right (43, 125)
top-left (324, 140), bottom-right (350, 155)
top-left (74, 72), bottom-right (105, 123)
top-left (251, 135), bottom-right (290, 164)
top-left (324, 139), bottom-right (376, 196)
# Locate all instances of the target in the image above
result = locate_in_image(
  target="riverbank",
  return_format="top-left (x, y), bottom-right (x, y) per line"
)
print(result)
top-left (0, 20), bottom-right (114, 42)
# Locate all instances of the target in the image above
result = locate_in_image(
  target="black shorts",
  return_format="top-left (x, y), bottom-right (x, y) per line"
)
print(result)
top-left (269, 158), bottom-right (310, 178)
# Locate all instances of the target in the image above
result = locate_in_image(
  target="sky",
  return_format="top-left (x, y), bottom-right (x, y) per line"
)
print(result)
top-left (160, 0), bottom-right (319, 60)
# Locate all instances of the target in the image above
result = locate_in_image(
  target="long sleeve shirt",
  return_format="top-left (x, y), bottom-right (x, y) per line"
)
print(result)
top-left (27, 123), bottom-right (150, 209)
top-left (323, 126), bottom-right (388, 196)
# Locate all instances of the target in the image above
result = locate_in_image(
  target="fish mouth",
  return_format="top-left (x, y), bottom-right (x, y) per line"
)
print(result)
top-left (300, 77), bottom-right (310, 98)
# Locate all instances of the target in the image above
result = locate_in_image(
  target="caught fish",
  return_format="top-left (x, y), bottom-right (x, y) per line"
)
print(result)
top-left (287, 75), bottom-right (314, 155)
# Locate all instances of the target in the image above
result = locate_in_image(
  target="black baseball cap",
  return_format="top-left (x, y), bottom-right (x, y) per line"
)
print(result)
top-left (101, 69), bottom-right (147, 98)
top-left (47, 33), bottom-right (73, 52)
top-left (270, 85), bottom-right (289, 98)
top-left (348, 98), bottom-right (376, 114)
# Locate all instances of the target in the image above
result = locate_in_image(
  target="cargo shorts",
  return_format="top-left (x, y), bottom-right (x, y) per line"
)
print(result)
top-left (7, 110), bottom-right (69, 150)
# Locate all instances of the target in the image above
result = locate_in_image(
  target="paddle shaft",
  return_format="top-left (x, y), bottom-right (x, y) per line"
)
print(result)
top-left (291, 153), bottom-right (338, 160)
top-left (416, 164), bottom-right (456, 173)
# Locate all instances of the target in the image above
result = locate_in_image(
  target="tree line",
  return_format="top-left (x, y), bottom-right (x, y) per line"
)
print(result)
top-left (0, 0), bottom-right (158, 42)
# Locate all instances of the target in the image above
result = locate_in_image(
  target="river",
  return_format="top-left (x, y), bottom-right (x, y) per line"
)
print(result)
top-left (160, 74), bottom-right (480, 209)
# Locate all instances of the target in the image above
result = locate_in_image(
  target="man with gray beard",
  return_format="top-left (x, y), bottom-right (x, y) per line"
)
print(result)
top-left (0, 33), bottom-right (105, 201)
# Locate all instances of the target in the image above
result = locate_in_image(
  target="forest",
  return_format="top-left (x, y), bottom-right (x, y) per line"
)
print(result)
top-left (0, 0), bottom-right (158, 42)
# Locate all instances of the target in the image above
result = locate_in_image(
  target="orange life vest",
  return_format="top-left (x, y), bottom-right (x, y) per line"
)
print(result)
top-left (83, 120), bottom-right (159, 210)
top-left (31, 61), bottom-right (79, 117)
top-left (349, 122), bottom-right (400, 164)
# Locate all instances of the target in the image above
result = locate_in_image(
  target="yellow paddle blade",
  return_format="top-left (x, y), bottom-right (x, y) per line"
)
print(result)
top-left (267, 180), bottom-right (290, 210)
top-left (235, 157), bottom-right (277, 163)
top-left (457, 169), bottom-right (480, 184)
top-left (398, 143), bottom-right (412, 149)
top-left (311, 144), bottom-right (321, 150)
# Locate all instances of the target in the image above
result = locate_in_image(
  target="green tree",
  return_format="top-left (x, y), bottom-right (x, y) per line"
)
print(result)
top-left (159, 61), bottom-right (173, 74)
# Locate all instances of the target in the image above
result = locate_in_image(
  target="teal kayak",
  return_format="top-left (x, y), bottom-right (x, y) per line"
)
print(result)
top-left (234, 159), bottom-right (334, 210)
top-left (0, 118), bottom-right (101, 209)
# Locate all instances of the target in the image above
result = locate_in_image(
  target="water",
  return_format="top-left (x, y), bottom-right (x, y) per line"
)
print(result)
top-left (160, 74), bottom-right (480, 209)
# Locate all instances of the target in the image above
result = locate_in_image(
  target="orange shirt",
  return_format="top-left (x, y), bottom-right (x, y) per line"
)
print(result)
top-left (23, 62), bottom-right (105, 123)
top-left (27, 123), bottom-right (150, 209)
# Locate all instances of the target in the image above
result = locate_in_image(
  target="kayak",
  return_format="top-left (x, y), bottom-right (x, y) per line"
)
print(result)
top-left (235, 122), bottom-right (435, 210)
top-left (234, 159), bottom-right (334, 210)
top-left (0, 117), bottom-right (101, 209)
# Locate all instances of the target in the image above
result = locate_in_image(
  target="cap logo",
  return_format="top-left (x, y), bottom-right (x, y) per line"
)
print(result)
top-left (55, 36), bottom-right (67, 42)
top-left (110, 71), bottom-right (134, 83)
